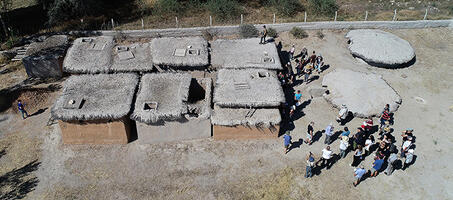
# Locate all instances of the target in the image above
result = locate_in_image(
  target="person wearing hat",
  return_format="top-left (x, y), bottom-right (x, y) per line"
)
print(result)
top-left (336, 104), bottom-right (349, 125)
top-left (305, 152), bottom-right (315, 178)
top-left (283, 131), bottom-right (292, 154)
top-left (403, 149), bottom-right (415, 170)
top-left (339, 136), bottom-right (349, 158)
top-left (353, 165), bottom-right (367, 187)
top-left (259, 25), bottom-right (267, 44)
top-left (401, 128), bottom-right (414, 143)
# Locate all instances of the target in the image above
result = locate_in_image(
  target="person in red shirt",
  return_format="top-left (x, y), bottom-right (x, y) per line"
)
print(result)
top-left (361, 116), bottom-right (373, 133)
top-left (379, 104), bottom-right (391, 133)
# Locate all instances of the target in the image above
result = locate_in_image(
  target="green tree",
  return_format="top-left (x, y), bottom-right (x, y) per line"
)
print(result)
top-left (0, 0), bottom-right (12, 37)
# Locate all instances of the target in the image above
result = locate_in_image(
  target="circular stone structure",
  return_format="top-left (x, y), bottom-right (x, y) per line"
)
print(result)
top-left (346, 29), bottom-right (415, 67)
top-left (322, 69), bottom-right (402, 118)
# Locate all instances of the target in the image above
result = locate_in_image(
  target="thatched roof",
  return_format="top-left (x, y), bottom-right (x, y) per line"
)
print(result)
top-left (51, 73), bottom-right (139, 121)
top-left (25, 35), bottom-right (68, 57)
top-left (110, 42), bottom-right (154, 72)
top-left (213, 69), bottom-right (285, 108)
top-left (211, 106), bottom-right (281, 127)
top-left (63, 36), bottom-right (114, 73)
top-left (211, 38), bottom-right (282, 70)
top-left (131, 73), bottom-right (193, 124)
top-left (150, 37), bottom-right (209, 68)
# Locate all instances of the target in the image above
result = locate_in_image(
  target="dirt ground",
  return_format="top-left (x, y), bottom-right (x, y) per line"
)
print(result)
top-left (0, 27), bottom-right (452, 200)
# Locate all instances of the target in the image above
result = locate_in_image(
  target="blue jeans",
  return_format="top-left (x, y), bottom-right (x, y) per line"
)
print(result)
top-left (260, 36), bottom-right (266, 44)
top-left (315, 63), bottom-right (322, 72)
top-left (305, 166), bottom-right (312, 178)
top-left (20, 110), bottom-right (28, 119)
top-left (340, 149), bottom-right (347, 158)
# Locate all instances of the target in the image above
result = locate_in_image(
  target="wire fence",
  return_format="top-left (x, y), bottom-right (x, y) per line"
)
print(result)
top-left (101, 8), bottom-right (451, 31)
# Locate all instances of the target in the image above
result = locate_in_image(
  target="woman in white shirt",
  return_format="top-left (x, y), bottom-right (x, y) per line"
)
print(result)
top-left (364, 135), bottom-right (375, 156)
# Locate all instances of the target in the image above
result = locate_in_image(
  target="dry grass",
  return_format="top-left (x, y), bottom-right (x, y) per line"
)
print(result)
top-left (230, 167), bottom-right (311, 200)
top-left (0, 61), bottom-right (27, 91)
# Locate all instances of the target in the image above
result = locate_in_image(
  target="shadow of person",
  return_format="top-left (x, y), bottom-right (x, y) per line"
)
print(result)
top-left (29, 107), bottom-right (48, 117)
top-left (312, 130), bottom-right (323, 143)
top-left (0, 160), bottom-right (40, 200)
top-left (289, 138), bottom-right (304, 151)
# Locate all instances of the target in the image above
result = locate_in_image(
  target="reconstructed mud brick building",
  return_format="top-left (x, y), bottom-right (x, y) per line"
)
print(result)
top-left (51, 73), bottom-right (138, 144)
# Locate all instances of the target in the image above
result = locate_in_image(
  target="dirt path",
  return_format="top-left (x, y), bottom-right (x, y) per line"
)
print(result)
top-left (0, 28), bottom-right (452, 200)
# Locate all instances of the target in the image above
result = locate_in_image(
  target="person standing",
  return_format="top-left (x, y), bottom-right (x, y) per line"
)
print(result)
top-left (364, 135), bottom-right (375, 156)
top-left (305, 152), bottom-right (315, 178)
top-left (339, 136), bottom-right (349, 158)
top-left (320, 146), bottom-right (333, 168)
top-left (17, 100), bottom-right (28, 119)
top-left (303, 63), bottom-right (312, 84)
top-left (370, 156), bottom-right (384, 177)
top-left (305, 122), bottom-right (314, 145)
top-left (361, 116), bottom-right (374, 133)
top-left (402, 149), bottom-right (415, 170)
top-left (400, 136), bottom-right (413, 158)
top-left (336, 104), bottom-right (349, 125)
top-left (283, 131), bottom-right (292, 154)
top-left (384, 153), bottom-right (399, 175)
top-left (314, 54), bottom-right (324, 74)
top-left (351, 145), bottom-right (363, 167)
top-left (289, 44), bottom-right (296, 60)
top-left (294, 90), bottom-right (302, 107)
top-left (379, 104), bottom-right (391, 133)
top-left (260, 25), bottom-right (267, 44)
top-left (309, 51), bottom-right (317, 66)
top-left (340, 127), bottom-right (350, 137)
top-left (353, 165), bottom-right (367, 187)
top-left (300, 47), bottom-right (308, 60)
top-left (324, 123), bottom-right (334, 145)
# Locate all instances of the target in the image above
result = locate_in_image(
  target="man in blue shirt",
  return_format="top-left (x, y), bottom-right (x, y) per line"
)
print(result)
top-left (283, 131), bottom-right (292, 154)
top-left (341, 127), bottom-right (350, 137)
top-left (353, 165), bottom-right (367, 187)
top-left (370, 156), bottom-right (384, 177)
top-left (294, 90), bottom-right (302, 107)
top-left (17, 100), bottom-right (28, 119)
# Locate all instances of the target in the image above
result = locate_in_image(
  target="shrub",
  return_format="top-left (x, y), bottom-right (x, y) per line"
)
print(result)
top-left (290, 27), bottom-right (308, 39)
top-left (239, 24), bottom-right (258, 38)
top-left (316, 30), bottom-right (324, 39)
top-left (206, 0), bottom-right (241, 21)
top-left (202, 29), bottom-right (218, 41)
top-left (267, 27), bottom-right (278, 38)
top-left (268, 0), bottom-right (303, 17)
top-left (47, 0), bottom-right (104, 25)
top-left (154, 0), bottom-right (181, 15)
top-left (308, 0), bottom-right (338, 16)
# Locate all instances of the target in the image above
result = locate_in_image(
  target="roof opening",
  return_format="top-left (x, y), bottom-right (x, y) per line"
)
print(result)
top-left (144, 102), bottom-right (158, 111)
top-left (116, 46), bottom-right (129, 52)
top-left (188, 79), bottom-right (206, 103)
top-left (63, 98), bottom-right (85, 109)
top-left (258, 71), bottom-right (269, 78)
top-left (187, 49), bottom-right (200, 55)
top-left (118, 51), bottom-right (135, 61)
top-left (81, 38), bottom-right (93, 43)
top-left (262, 56), bottom-right (274, 63)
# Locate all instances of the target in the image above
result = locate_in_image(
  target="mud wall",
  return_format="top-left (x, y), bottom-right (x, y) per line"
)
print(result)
top-left (213, 125), bottom-right (279, 140)
top-left (136, 119), bottom-right (211, 144)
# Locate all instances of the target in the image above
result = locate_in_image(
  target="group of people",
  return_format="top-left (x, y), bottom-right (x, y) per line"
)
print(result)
top-left (278, 47), bottom-right (325, 87)
top-left (283, 104), bottom-right (417, 186)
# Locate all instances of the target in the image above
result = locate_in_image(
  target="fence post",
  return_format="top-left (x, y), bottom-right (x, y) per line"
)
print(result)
top-left (304, 12), bottom-right (307, 22)
top-left (175, 17), bottom-right (178, 28)
top-left (392, 9), bottom-right (397, 21)
top-left (141, 18), bottom-right (144, 30)
top-left (334, 11), bottom-right (337, 21)
top-left (423, 8), bottom-right (428, 20)
top-left (111, 18), bottom-right (114, 30)
top-left (365, 11), bottom-right (368, 21)
top-left (209, 16), bottom-right (212, 26)
top-left (240, 14), bottom-right (243, 25)
top-left (273, 13), bottom-right (276, 24)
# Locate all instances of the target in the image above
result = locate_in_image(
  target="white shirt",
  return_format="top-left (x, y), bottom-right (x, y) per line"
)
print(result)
top-left (339, 107), bottom-right (348, 119)
top-left (365, 139), bottom-right (373, 151)
top-left (339, 140), bottom-right (348, 150)
top-left (402, 140), bottom-right (412, 150)
top-left (322, 149), bottom-right (333, 159)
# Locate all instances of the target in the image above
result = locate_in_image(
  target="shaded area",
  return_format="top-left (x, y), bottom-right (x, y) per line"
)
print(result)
top-left (0, 160), bottom-right (40, 200)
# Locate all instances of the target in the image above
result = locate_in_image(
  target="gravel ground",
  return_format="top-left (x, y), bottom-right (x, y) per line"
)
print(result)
top-left (0, 28), bottom-right (452, 200)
